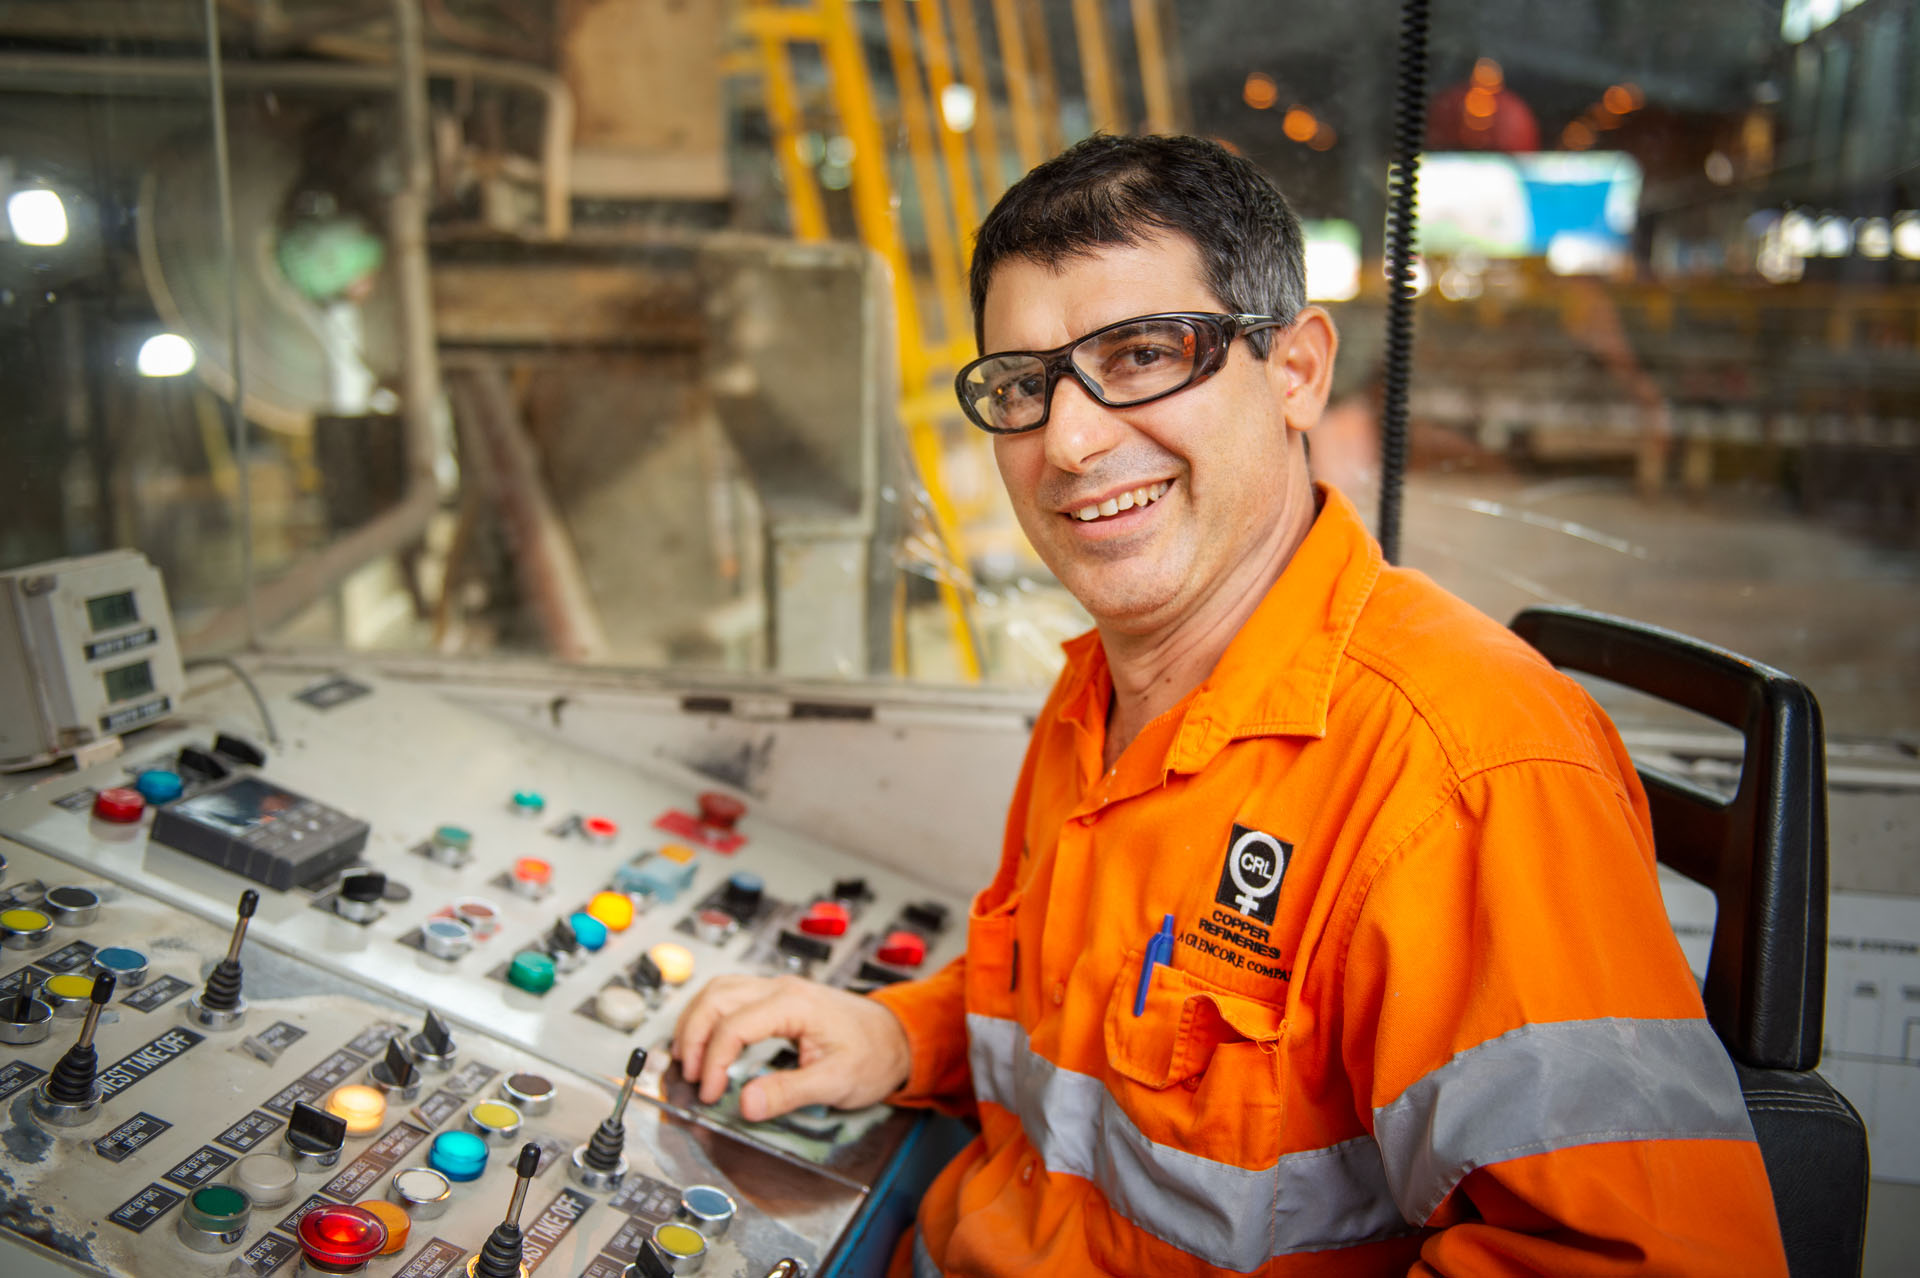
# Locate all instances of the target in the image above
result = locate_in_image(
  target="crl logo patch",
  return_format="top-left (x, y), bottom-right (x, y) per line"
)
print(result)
top-left (1216, 824), bottom-right (1290, 925)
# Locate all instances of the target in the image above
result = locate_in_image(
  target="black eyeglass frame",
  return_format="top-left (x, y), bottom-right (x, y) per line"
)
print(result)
top-left (953, 311), bottom-right (1286, 435)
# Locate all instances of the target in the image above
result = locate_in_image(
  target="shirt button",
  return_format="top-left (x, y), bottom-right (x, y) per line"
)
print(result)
top-left (1079, 815), bottom-right (1095, 827)
top-left (1051, 982), bottom-right (1065, 1006)
top-left (1021, 1161), bottom-right (1035, 1185)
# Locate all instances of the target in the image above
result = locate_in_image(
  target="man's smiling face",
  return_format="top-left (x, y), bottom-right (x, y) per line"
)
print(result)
top-left (984, 234), bottom-right (1310, 639)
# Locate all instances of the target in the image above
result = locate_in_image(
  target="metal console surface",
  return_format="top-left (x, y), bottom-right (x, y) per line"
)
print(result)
top-left (0, 665), bottom-right (974, 1276)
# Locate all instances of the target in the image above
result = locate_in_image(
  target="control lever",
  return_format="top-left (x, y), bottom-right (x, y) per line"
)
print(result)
top-left (188, 889), bottom-right (257, 1029)
top-left (469, 1142), bottom-right (541, 1278)
top-left (34, 973), bottom-right (115, 1125)
top-left (570, 1047), bottom-right (646, 1191)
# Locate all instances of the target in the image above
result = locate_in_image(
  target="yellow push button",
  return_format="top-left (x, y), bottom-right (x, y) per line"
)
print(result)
top-left (647, 943), bottom-right (695, 986)
top-left (657, 844), bottom-right (696, 865)
top-left (653, 1221), bottom-right (707, 1259)
top-left (42, 973), bottom-right (96, 1017)
top-left (326, 1084), bottom-right (388, 1136)
top-left (586, 891), bottom-right (635, 932)
top-left (0, 908), bottom-right (52, 950)
top-left (466, 1100), bottom-right (523, 1145)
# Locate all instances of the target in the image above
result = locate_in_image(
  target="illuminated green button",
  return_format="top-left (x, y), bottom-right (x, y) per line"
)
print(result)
top-left (510, 790), bottom-right (546, 817)
top-left (432, 825), bottom-right (472, 850)
top-left (506, 950), bottom-right (555, 994)
top-left (178, 1183), bottom-right (251, 1251)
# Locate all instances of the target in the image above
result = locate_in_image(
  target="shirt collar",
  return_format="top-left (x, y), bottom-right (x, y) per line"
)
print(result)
top-left (1053, 483), bottom-right (1383, 781)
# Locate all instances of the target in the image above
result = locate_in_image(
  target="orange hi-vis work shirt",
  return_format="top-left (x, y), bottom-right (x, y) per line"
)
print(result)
top-left (871, 486), bottom-right (1787, 1277)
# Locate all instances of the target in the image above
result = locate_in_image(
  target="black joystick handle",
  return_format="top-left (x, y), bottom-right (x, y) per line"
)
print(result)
top-left (44, 974), bottom-right (116, 1105)
top-left (472, 1142), bottom-right (541, 1278)
top-left (199, 890), bottom-right (258, 1013)
top-left (582, 1048), bottom-right (647, 1173)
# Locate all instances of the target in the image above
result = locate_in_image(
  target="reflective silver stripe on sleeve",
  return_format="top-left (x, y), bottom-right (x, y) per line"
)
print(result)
top-left (1372, 1016), bottom-right (1757, 1225)
top-left (967, 1012), bottom-right (1753, 1270)
top-left (967, 1014), bottom-right (1409, 1269)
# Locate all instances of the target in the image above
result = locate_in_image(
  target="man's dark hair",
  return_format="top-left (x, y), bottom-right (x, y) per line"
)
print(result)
top-left (969, 134), bottom-right (1307, 358)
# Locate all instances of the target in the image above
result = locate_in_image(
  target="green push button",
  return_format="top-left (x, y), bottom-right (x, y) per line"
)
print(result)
top-left (510, 790), bottom-right (546, 816)
top-left (432, 825), bottom-right (472, 850)
top-left (179, 1183), bottom-right (251, 1251)
top-left (507, 950), bottom-right (556, 994)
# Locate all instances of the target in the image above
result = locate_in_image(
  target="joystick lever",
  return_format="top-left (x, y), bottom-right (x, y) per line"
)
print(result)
top-left (570, 1048), bottom-right (646, 1191)
top-left (469, 1142), bottom-right (541, 1278)
top-left (189, 890), bottom-right (257, 1029)
top-left (34, 973), bottom-right (115, 1125)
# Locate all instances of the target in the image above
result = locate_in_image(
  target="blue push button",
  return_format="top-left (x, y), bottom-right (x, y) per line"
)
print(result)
top-left (134, 769), bottom-right (184, 804)
top-left (427, 1130), bottom-right (489, 1182)
top-left (567, 912), bottom-right (609, 952)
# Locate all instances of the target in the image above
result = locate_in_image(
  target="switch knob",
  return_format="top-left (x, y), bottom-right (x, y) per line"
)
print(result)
top-left (408, 1010), bottom-right (458, 1071)
top-left (285, 1100), bottom-right (349, 1170)
top-left (371, 1037), bottom-right (422, 1101)
top-left (334, 872), bottom-right (387, 924)
top-left (0, 989), bottom-right (53, 1045)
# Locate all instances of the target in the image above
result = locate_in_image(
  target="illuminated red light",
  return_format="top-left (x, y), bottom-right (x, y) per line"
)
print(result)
top-left (297, 1204), bottom-right (388, 1269)
top-left (582, 816), bottom-right (619, 840)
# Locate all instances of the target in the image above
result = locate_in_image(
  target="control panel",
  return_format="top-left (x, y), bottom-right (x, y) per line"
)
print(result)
top-left (0, 665), bottom-right (976, 1276)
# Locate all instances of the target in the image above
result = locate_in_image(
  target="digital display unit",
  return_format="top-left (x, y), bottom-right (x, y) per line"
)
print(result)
top-left (100, 659), bottom-right (155, 704)
top-left (85, 590), bottom-right (140, 632)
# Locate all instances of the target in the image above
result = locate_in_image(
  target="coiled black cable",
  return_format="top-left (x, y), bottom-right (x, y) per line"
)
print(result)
top-left (1378, 0), bottom-right (1430, 565)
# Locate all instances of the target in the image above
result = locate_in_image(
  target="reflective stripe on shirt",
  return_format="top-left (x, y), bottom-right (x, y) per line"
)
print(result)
top-left (1373, 1014), bottom-right (1756, 1223)
top-left (967, 1010), bottom-right (1755, 1272)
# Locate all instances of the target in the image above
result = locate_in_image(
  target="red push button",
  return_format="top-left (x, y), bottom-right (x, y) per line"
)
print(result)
top-left (876, 930), bottom-right (927, 967)
top-left (581, 816), bottom-right (619, 843)
top-left (697, 792), bottom-right (746, 830)
top-left (91, 787), bottom-right (146, 823)
top-left (513, 858), bottom-right (551, 886)
top-left (297, 1203), bottom-right (387, 1272)
top-left (797, 901), bottom-right (849, 937)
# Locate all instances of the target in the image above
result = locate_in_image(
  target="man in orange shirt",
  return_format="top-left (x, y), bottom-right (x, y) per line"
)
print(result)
top-left (674, 135), bottom-right (1787, 1275)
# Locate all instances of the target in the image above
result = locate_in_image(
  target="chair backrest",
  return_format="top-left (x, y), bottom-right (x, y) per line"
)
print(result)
top-left (1509, 605), bottom-right (1826, 1070)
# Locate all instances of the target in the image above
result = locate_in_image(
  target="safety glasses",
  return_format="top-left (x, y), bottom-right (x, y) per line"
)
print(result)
top-left (954, 311), bottom-right (1282, 435)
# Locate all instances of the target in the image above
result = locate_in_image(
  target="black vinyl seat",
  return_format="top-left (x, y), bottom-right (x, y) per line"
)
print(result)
top-left (1511, 605), bottom-right (1870, 1278)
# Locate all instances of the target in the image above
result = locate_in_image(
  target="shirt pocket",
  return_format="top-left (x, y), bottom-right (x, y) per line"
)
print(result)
top-left (962, 888), bottom-right (1022, 1022)
top-left (1104, 946), bottom-right (1285, 1090)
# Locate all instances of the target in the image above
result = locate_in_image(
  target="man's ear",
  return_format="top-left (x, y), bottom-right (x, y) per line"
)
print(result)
top-left (1267, 306), bottom-right (1338, 434)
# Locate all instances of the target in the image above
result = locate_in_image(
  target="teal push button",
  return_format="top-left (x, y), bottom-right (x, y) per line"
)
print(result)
top-left (428, 1130), bottom-right (489, 1182)
top-left (567, 913), bottom-right (608, 952)
top-left (507, 950), bottom-right (556, 994)
top-left (510, 790), bottom-right (545, 817)
top-left (135, 769), bottom-right (184, 804)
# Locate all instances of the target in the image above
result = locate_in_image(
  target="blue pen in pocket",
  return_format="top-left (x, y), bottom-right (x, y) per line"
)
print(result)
top-left (1132, 914), bottom-right (1176, 1016)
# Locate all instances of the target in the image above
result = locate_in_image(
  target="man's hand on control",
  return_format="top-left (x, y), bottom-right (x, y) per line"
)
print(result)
top-left (671, 974), bottom-right (911, 1122)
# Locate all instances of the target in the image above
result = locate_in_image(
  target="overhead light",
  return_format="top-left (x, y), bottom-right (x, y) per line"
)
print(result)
top-left (939, 84), bottom-right (977, 134)
top-left (1855, 218), bottom-right (1891, 259)
top-left (1815, 215), bottom-right (1851, 257)
top-left (7, 188), bottom-right (68, 247)
top-left (1243, 72), bottom-right (1278, 111)
top-left (137, 333), bottom-right (196, 377)
top-left (1893, 214), bottom-right (1920, 261)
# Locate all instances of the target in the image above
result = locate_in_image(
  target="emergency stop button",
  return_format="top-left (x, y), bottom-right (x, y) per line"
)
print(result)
top-left (876, 931), bottom-right (927, 967)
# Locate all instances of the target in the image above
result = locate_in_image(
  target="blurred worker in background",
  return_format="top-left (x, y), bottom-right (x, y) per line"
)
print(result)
top-left (675, 134), bottom-right (1786, 1276)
